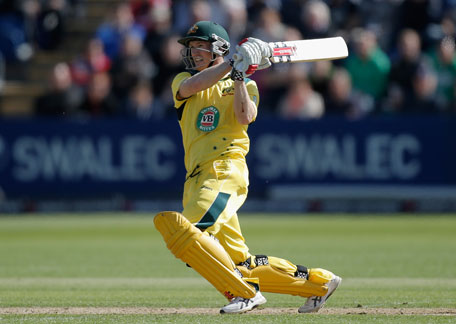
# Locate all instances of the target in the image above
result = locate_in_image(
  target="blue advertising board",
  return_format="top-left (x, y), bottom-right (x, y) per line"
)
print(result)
top-left (1, 116), bottom-right (455, 200)
top-left (0, 119), bottom-right (186, 199)
top-left (247, 116), bottom-right (456, 186)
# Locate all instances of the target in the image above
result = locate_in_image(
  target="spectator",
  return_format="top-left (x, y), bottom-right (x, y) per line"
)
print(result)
top-left (398, 0), bottom-right (438, 50)
top-left (345, 28), bottom-right (391, 107)
top-left (95, 3), bottom-right (146, 60)
top-left (384, 28), bottom-right (427, 112)
top-left (34, 62), bottom-right (83, 116)
top-left (172, 0), bottom-right (213, 36)
top-left (110, 31), bottom-right (156, 103)
top-left (300, 0), bottom-right (331, 39)
top-left (143, 0), bottom-right (174, 64)
top-left (400, 65), bottom-right (441, 113)
top-left (70, 38), bottom-right (111, 87)
top-left (325, 67), bottom-right (373, 119)
top-left (326, 0), bottom-right (362, 37)
top-left (426, 36), bottom-right (456, 110)
top-left (309, 60), bottom-right (333, 99)
top-left (124, 79), bottom-right (166, 119)
top-left (355, 0), bottom-right (402, 51)
top-left (220, 0), bottom-right (249, 45)
top-left (151, 34), bottom-right (183, 106)
top-left (188, 0), bottom-right (212, 26)
top-left (247, 0), bottom-right (282, 25)
top-left (277, 77), bottom-right (324, 120)
top-left (77, 71), bottom-right (120, 117)
top-left (130, 0), bottom-right (172, 32)
top-left (250, 6), bottom-right (287, 42)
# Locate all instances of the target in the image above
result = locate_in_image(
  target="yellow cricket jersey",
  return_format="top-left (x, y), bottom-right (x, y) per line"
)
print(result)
top-left (171, 71), bottom-right (260, 175)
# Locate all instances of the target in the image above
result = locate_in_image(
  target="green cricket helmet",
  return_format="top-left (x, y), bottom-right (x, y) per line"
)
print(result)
top-left (178, 21), bottom-right (230, 69)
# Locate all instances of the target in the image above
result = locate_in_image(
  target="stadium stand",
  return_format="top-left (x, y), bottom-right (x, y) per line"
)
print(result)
top-left (1, 0), bottom-right (125, 117)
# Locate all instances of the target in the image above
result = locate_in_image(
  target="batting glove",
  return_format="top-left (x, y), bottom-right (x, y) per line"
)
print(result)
top-left (233, 41), bottom-right (261, 77)
top-left (243, 37), bottom-right (273, 70)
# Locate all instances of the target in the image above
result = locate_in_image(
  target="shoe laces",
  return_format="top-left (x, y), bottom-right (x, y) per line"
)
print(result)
top-left (230, 296), bottom-right (250, 305)
top-left (311, 296), bottom-right (322, 307)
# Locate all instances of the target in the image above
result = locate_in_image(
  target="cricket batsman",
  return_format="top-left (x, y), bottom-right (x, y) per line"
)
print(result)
top-left (154, 21), bottom-right (341, 314)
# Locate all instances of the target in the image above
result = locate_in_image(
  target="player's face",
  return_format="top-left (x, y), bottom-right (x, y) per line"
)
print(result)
top-left (188, 40), bottom-right (213, 71)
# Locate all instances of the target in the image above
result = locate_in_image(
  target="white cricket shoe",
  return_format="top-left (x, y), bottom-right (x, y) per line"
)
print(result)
top-left (220, 291), bottom-right (267, 314)
top-left (298, 275), bottom-right (342, 313)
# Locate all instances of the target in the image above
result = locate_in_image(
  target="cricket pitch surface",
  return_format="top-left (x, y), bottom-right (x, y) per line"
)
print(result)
top-left (1, 307), bottom-right (455, 316)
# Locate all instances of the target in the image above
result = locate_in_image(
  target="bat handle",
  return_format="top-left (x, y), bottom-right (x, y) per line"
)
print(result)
top-left (232, 53), bottom-right (243, 61)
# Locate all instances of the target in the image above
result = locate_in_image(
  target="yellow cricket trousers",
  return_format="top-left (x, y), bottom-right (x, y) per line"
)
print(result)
top-left (182, 156), bottom-right (250, 264)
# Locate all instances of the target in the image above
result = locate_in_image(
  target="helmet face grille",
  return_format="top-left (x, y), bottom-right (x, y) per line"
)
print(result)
top-left (180, 46), bottom-right (216, 70)
top-left (180, 47), bottom-right (197, 70)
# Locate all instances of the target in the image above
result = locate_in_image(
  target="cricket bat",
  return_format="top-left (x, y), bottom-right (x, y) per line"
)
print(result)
top-left (234, 37), bottom-right (348, 63)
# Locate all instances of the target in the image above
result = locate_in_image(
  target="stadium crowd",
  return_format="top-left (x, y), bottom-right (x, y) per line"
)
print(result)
top-left (1, 0), bottom-right (456, 120)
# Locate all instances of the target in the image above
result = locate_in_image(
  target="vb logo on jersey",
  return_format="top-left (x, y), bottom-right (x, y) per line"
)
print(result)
top-left (197, 106), bottom-right (219, 132)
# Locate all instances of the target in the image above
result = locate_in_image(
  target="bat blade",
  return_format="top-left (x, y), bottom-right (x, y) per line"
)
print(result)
top-left (269, 37), bottom-right (348, 63)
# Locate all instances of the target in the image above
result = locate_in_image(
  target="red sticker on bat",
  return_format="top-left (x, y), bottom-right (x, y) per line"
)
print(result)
top-left (273, 47), bottom-right (295, 56)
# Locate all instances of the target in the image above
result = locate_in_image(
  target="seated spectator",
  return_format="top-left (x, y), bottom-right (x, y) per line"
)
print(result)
top-left (142, 0), bottom-right (173, 63)
top-left (151, 34), bottom-right (183, 107)
top-left (300, 0), bottom-right (331, 39)
top-left (345, 28), bottom-right (390, 107)
top-left (383, 28), bottom-right (427, 113)
top-left (426, 36), bottom-right (456, 110)
top-left (130, 0), bottom-right (172, 32)
top-left (95, 3), bottom-right (146, 60)
top-left (250, 6), bottom-right (288, 42)
top-left (70, 38), bottom-right (111, 87)
top-left (277, 77), bottom-right (324, 120)
top-left (34, 62), bottom-right (83, 116)
top-left (400, 65), bottom-right (441, 113)
top-left (110, 31), bottom-right (156, 103)
top-left (173, 0), bottom-right (213, 36)
top-left (124, 79), bottom-right (166, 120)
top-left (326, 0), bottom-right (362, 37)
top-left (398, 0), bottom-right (436, 49)
top-left (77, 71), bottom-right (121, 117)
top-left (309, 60), bottom-right (333, 99)
top-left (220, 0), bottom-right (249, 45)
top-left (325, 67), bottom-right (373, 119)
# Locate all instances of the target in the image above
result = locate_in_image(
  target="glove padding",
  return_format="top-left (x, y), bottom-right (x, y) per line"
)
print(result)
top-left (233, 38), bottom-right (273, 77)
top-left (243, 37), bottom-right (272, 70)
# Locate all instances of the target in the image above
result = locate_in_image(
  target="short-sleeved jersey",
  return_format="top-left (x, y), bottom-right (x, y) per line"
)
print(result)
top-left (171, 71), bottom-right (260, 175)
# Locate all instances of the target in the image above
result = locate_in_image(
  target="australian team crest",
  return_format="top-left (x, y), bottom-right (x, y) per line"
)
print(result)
top-left (197, 106), bottom-right (219, 132)
top-left (188, 24), bottom-right (198, 34)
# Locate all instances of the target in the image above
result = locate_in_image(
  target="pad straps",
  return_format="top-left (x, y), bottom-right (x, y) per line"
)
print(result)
top-left (239, 255), bottom-right (309, 279)
top-left (295, 265), bottom-right (309, 279)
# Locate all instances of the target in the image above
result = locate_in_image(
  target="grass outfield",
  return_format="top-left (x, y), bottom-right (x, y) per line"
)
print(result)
top-left (0, 213), bottom-right (455, 323)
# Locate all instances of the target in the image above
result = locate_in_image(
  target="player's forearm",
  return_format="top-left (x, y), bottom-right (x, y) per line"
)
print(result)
top-left (233, 81), bottom-right (257, 125)
top-left (178, 62), bottom-right (232, 98)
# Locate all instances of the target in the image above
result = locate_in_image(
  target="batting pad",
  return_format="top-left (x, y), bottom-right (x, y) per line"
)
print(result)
top-left (238, 256), bottom-right (330, 297)
top-left (154, 211), bottom-right (257, 300)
